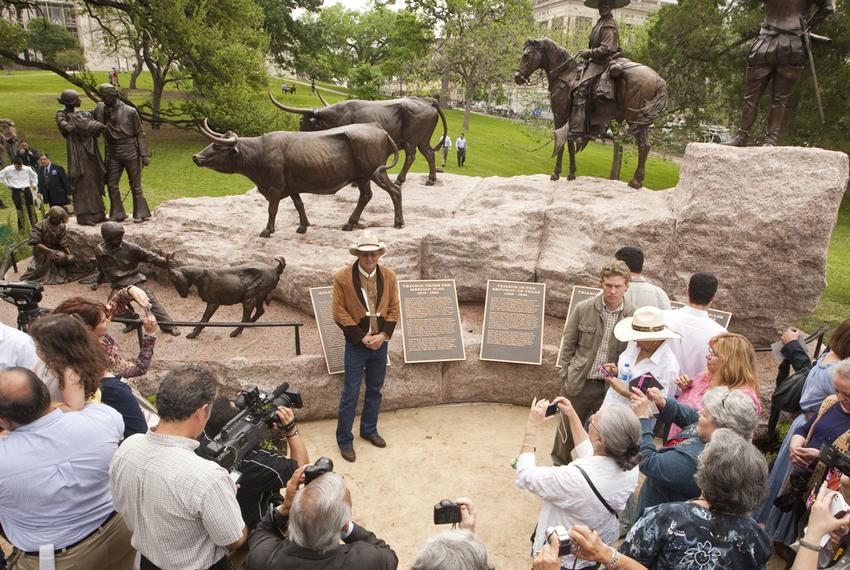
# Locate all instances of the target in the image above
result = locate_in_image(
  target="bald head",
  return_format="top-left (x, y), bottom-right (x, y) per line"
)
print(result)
top-left (0, 367), bottom-right (51, 428)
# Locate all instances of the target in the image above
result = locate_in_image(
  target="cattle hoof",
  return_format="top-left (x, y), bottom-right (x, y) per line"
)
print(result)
top-left (628, 179), bottom-right (643, 189)
top-left (567, 174), bottom-right (576, 181)
top-left (395, 177), bottom-right (406, 185)
top-left (342, 223), bottom-right (354, 231)
top-left (394, 222), bottom-right (404, 229)
top-left (259, 229), bottom-right (271, 238)
top-left (425, 178), bottom-right (435, 186)
top-left (229, 330), bottom-right (243, 338)
top-left (186, 332), bottom-right (199, 340)
top-left (550, 174), bottom-right (560, 181)
top-left (296, 226), bottom-right (307, 234)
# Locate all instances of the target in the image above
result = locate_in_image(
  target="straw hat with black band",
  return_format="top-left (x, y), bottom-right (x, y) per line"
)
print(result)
top-left (614, 306), bottom-right (681, 343)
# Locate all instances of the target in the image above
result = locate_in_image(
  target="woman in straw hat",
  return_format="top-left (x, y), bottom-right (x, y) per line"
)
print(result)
top-left (600, 305), bottom-right (680, 412)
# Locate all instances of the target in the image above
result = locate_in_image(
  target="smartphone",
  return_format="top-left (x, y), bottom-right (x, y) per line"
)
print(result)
top-left (545, 403), bottom-right (559, 417)
top-left (598, 365), bottom-right (615, 379)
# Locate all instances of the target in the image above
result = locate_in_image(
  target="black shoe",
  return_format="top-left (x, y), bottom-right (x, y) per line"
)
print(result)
top-left (340, 448), bottom-right (356, 463)
top-left (361, 433), bottom-right (386, 448)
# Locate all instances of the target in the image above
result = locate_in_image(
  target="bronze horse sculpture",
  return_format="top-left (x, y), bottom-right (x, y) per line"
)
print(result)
top-left (515, 38), bottom-right (667, 189)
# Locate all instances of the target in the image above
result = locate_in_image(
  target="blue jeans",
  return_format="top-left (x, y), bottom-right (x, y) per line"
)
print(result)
top-left (336, 340), bottom-right (388, 449)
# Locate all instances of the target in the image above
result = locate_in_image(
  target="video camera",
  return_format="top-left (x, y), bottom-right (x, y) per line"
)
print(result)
top-left (0, 280), bottom-right (45, 331)
top-left (197, 382), bottom-right (303, 478)
top-left (820, 443), bottom-right (850, 477)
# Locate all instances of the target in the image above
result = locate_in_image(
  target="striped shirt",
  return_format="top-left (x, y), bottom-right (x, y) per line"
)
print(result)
top-left (0, 405), bottom-right (123, 551)
top-left (588, 302), bottom-right (624, 380)
top-left (109, 430), bottom-right (245, 570)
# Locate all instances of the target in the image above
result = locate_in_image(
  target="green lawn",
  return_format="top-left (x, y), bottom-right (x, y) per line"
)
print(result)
top-left (1, 70), bottom-right (846, 333)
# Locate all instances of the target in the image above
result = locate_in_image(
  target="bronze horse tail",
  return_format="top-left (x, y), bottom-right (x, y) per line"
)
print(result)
top-left (430, 99), bottom-right (449, 153)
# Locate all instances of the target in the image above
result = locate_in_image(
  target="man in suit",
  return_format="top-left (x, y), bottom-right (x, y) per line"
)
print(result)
top-left (37, 154), bottom-right (72, 211)
top-left (246, 468), bottom-right (398, 569)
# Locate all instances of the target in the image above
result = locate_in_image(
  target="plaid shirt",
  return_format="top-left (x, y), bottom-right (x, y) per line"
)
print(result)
top-left (588, 302), bottom-right (624, 380)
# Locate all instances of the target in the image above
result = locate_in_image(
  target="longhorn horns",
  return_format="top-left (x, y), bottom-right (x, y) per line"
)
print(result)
top-left (267, 90), bottom-right (316, 116)
top-left (199, 118), bottom-right (237, 145)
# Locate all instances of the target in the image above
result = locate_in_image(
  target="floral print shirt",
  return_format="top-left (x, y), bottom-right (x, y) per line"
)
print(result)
top-left (620, 502), bottom-right (770, 570)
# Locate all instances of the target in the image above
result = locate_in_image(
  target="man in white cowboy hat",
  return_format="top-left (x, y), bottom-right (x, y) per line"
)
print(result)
top-left (332, 230), bottom-right (400, 463)
top-left (599, 305), bottom-right (680, 410)
top-left (552, 260), bottom-right (635, 465)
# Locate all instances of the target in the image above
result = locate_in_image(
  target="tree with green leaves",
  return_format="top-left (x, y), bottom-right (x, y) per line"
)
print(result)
top-left (410, 0), bottom-right (539, 130)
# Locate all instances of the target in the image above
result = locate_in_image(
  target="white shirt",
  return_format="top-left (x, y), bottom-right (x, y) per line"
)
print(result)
top-left (602, 340), bottom-right (680, 409)
top-left (625, 276), bottom-right (671, 310)
top-left (516, 440), bottom-right (639, 568)
top-left (110, 430), bottom-right (245, 570)
top-left (0, 404), bottom-right (123, 551)
top-left (0, 164), bottom-right (37, 188)
top-left (440, 135), bottom-right (452, 149)
top-left (664, 305), bottom-right (726, 378)
top-left (0, 321), bottom-right (38, 371)
top-left (455, 136), bottom-right (467, 149)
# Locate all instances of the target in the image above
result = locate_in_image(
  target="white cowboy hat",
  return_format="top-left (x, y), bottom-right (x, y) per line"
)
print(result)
top-left (348, 230), bottom-right (386, 256)
top-left (614, 306), bottom-right (681, 342)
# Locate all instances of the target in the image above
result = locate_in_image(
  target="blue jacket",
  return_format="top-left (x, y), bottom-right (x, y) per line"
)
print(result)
top-left (636, 397), bottom-right (705, 517)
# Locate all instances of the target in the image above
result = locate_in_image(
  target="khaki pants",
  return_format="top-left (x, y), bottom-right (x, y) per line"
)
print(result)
top-left (551, 379), bottom-right (608, 466)
top-left (11, 512), bottom-right (135, 570)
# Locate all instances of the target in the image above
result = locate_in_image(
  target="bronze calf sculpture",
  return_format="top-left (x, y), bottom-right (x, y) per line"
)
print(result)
top-left (167, 254), bottom-right (286, 339)
top-left (193, 120), bottom-right (403, 237)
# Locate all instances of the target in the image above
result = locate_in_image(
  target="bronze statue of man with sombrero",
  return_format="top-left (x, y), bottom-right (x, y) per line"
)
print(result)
top-left (569, 0), bottom-right (629, 144)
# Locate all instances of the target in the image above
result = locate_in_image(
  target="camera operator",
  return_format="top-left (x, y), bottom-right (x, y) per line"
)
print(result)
top-left (205, 395), bottom-right (309, 530)
top-left (412, 497), bottom-right (490, 570)
top-left (110, 365), bottom-right (248, 570)
top-left (246, 466), bottom-right (398, 569)
top-left (792, 482), bottom-right (850, 570)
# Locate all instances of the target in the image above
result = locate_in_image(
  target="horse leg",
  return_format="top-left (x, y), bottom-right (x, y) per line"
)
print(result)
top-left (290, 193), bottom-right (310, 234)
top-left (394, 144), bottom-right (416, 185)
top-left (187, 302), bottom-right (219, 339)
top-left (372, 167), bottom-right (404, 229)
top-left (567, 140), bottom-right (577, 181)
top-left (343, 179), bottom-right (372, 231)
top-left (628, 124), bottom-right (650, 189)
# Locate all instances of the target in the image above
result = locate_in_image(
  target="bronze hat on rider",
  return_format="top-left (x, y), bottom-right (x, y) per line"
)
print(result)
top-left (583, 0), bottom-right (630, 8)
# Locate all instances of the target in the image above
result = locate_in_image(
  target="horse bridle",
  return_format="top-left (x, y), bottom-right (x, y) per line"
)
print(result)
top-left (516, 52), bottom-right (575, 86)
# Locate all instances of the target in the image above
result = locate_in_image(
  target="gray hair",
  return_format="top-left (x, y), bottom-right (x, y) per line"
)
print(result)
top-left (702, 387), bottom-right (757, 438)
top-left (156, 365), bottom-right (218, 422)
top-left (411, 529), bottom-right (491, 570)
top-left (595, 404), bottom-right (642, 471)
top-left (696, 428), bottom-right (767, 514)
top-left (289, 472), bottom-right (350, 553)
top-left (834, 359), bottom-right (850, 382)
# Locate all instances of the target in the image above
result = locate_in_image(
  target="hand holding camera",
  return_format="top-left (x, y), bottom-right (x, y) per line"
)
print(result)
top-left (532, 531), bottom-right (561, 570)
top-left (802, 483), bottom-right (850, 550)
top-left (278, 464), bottom-right (308, 517)
top-left (567, 524), bottom-right (613, 564)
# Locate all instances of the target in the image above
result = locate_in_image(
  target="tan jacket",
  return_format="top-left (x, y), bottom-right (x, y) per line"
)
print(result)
top-left (559, 294), bottom-right (635, 397)
top-left (332, 262), bottom-right (400, 343)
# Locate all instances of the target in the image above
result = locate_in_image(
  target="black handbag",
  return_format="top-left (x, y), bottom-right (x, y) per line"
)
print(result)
top-left (773, 467), bottom-right (812, 515)
top-left (772, 363), bottom-right (813, 415)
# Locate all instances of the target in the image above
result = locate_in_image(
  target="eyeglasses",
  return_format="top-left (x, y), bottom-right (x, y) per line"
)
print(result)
top-left (706, 348), bottom-right (719, 359)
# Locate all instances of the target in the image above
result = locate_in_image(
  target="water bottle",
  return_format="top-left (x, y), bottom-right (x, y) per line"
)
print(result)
top-left (39, 544), bottom-right (55, 570)
top-left (619, 363), bottom-right (632, 383)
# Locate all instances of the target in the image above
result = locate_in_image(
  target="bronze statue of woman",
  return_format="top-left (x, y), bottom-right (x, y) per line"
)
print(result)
top-left (56, 89), bottom-right (107, 226)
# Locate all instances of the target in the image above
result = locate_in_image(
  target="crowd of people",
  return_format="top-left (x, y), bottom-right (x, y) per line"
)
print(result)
top-left (2, 232), bottom-right (850, 570)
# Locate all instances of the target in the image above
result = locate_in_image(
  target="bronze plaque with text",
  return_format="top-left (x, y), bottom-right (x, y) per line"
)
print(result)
top-left (480, 280), bottom-right (546, 365)
top-left (310, 286), bottom-right (345, 375)
top-left (398, 279), bottom-right (466, 363)
top-left (556, 286), bottom-right (602, 369)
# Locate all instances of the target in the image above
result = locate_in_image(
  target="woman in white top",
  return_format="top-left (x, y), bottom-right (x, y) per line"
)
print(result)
top-left (517, 396), bottom-right (642, 569)
top-left (601, 306), bottom-right (681, 410)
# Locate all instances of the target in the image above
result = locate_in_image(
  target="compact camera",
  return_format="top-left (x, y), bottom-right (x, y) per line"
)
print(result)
top-left (433, 499), bottom-right (462, 525)
top-left (832, 493), bottom-right (850, 519)
top-left (303, 457), bottom-right (334, 485)
top-left (546, 525), bottom-right (578, 557)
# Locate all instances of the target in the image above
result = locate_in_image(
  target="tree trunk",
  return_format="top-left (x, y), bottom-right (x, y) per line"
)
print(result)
top-left (128, 50), bottom-right (143, 90)
top-left (440, 70), bottom-right (450, 108)
top-left (150, 71), bottom-right (165, 130)
top-left (462, 80), bottom-right (475, 131)
top-left (609, 141), bottom-right (623, 180)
